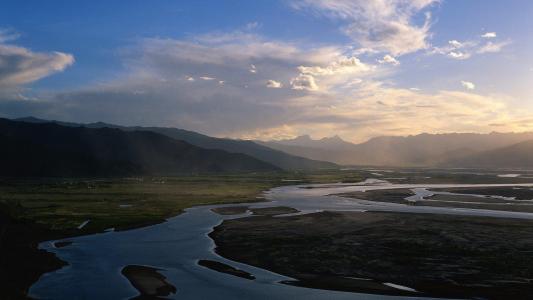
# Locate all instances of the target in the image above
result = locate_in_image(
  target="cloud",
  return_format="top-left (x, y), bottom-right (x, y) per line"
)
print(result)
top-left (448, 51), bottom-right (470, 60)
top-left (0, 33), bottom-right (74, 88)
top-left (242, 85), bottom-right (522, 142)
top-left (2, 29), bottom-right (529, 143)
top-left (290, 74), bottom-right (318, 91)
top-left (448, 40), bottom-right (463, 48)
top-left (199, 76), bottom-right (216, 80)
top-left (297, 56), bottom-right (369, 76)
top-left (477, 41), bottom-right (510, 54)
top-left (378, 54), bottom-right (400, 65)
top-left (249, 64), bottom-right (257, 73)
top-left (461, 80), bottom-right (475, 90)
top-left (291, 0), bottom-right (438, 56)
top-left (0, 28), bottom-right (20, 43)
top-left (0, 32), bottom-right (361, 135)
top-left (292, 56), bottom-right (375, 92)
top-left (3, 78), bottom-right (524, 143)
top-left (430, 34), bottom-right (509, 60)
top-left (266, 79), bottom-right (283, 88)
top-left (481, 32), bottom-right (497, 38)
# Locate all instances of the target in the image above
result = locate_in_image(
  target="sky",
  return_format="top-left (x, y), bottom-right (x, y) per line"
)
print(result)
top-left (1, 0), bottom-right (532, 143)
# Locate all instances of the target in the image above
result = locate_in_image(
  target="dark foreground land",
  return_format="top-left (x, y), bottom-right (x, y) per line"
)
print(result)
top-left (340, 188), bottom-right (415, 204)
top-left (210, 211), bottom-right (533, 300)
top-left (198, 260), bottom-right (255, 280)
top-left (0, 174), bottom-right (291, 299)
top-left (121, 265), bottom-right (177, 299)
top-left (3, 169), bottom-right (532, 299)
top-left (0, 170), bottom-right (365, 299)
top-left (434, 186), bottom-right (533, 200)
top-left (0, 207), bottom-right (70, 300)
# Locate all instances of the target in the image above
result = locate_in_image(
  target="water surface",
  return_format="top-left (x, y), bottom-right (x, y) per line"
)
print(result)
top-left (30, 180), bottom-right (533, 299)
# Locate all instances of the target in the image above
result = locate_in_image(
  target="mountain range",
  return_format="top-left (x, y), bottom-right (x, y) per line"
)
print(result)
top-left (14, 117), bottom-right (337, 171)
top-left (6, 116), bottom-right (533, 173)
top-left (260, 132), bottom-right (533, 168)
top-left (443, 140), bottom-right (533, 169)
top-left (0, 118), bottom-right (280, 177)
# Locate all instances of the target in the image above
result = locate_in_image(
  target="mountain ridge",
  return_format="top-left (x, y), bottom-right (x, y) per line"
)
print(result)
top-left (260, 132), bottom-right (533, 167)
top-left (13, 117), bottom-right (337, 171)
top-left (0, 118), bottom-right (280, 177)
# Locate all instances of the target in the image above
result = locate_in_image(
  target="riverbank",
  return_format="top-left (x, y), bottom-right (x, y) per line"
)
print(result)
top-left (3, 170), bottom-right (370, 299)
top-left (15, 170), bottom-right (533, 298)
top-left (341, 186), bottom-right (533, 213)
top-left (0, 207), bottom-right (71, 299)
top-left (0, 173), bottom-right (315, 299)
top-left (210, 210), bottom-right (533, 300)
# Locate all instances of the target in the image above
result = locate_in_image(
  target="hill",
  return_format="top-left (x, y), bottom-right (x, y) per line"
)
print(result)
top-left (442, 140), bottom-right (533, 169)
top-left (14, 117), bottom-right (336, 170)
top-left (0, 118), bottom-right (279, 177)
top-left (261, 132), bottom-right (533, 167)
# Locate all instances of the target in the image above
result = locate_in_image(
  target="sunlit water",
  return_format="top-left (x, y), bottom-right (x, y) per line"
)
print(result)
top-left (29, 179), bottom-right (533, 299)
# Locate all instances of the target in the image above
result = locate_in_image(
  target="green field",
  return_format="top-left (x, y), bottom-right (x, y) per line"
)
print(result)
top-left (0, 170), bottom-right (366, 234)
top-left (2, 168), bottom-right (531, 235)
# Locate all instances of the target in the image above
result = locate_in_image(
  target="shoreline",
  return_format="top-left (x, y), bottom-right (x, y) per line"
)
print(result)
top-left (23, 184), bottom-right (280, 298)
top-left (23, 178), bottom-right (533, 298)
top-left (0, 208), bottom-right (72, 299)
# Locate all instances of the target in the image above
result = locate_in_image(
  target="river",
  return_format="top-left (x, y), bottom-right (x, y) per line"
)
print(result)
top-left (29, 179), bottom-right (533, 299)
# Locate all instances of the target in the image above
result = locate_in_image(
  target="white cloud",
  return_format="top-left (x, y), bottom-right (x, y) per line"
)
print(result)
top-left (8, 32), bottom-right (362, 135)
top-left (378, 54), bottom-right (400, 65)
top-left (3, 29), bottom-right (529, 143)
top-left (249, 64), bottom-right (257, 73)
top-left (461, 80), bottom-right (475, 90)
top-left (448, 40), bottom-right (463, 48)
top-left (430, 35), bottom-right (509, 60)
top-left (297, 56), bottom-right (369, 76)
top-left (243, 86), bottom-right (520, 143)
top-left (0, 29), bottom-right (20, 43)
top-left (448, 51), bottom-right (470, 60)
top-left (292, 56), bottom-right (377, 92)
top-left (266, 79), bottom-right (283, 88)
top-left (199, 76), bottom-right (216, 80)
top-left (481, 32), bottom-right (497, 38)
top-left (0, 32), bottom-right (74, 88)
top-left (291, 0), bottom-right (438, 56)
top-left (477, 41), bottom-right (510, 54)
top-left (290, 74), bottom-right (319, 91)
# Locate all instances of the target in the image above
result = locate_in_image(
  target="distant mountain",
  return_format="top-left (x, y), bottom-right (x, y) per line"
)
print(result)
top-left (260, 132), bottom-right (533, 167)
top-left (0, 118), bottom-right (279, 177)
top-left (269, 134), bottom-right (356, 151)
top-left (14, 117), bottom-right (337, 170)
top-left (442, 140), bottom-right (533, 169)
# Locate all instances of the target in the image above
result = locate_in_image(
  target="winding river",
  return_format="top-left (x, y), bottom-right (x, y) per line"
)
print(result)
top-left (29, 179), bottom-right (533, 299)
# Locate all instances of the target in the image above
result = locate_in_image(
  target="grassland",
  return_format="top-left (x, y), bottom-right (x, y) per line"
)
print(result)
top-left (0, 175), bottom-right (279, 233)
top-left (0, 170), bottom-right (365, 234)
top-left (0, 170), bottom-right (367, 299)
